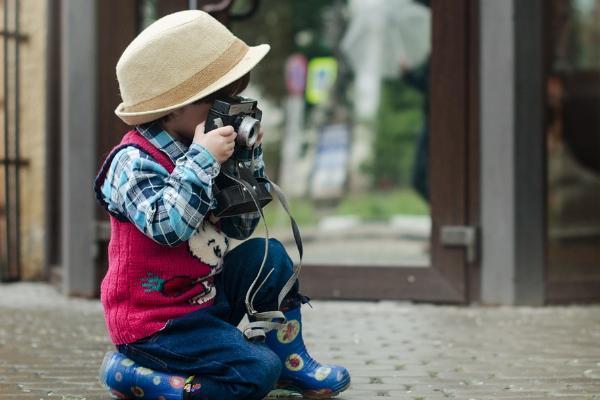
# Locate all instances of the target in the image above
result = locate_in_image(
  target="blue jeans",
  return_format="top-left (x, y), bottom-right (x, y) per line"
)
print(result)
top-left (117, 238), bottom-right (307, 400)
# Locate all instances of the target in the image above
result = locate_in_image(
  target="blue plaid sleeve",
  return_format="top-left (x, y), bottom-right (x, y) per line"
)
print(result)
top-left (100, 144), bottom-right (220, 247)
top-left (219, 146), bottom-right (266, 240)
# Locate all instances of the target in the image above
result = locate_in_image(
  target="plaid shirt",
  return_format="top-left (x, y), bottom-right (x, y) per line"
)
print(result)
top-left (99, 122), bottom-right (265, 246)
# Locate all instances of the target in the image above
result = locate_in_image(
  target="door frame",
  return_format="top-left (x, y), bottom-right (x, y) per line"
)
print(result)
top-left (90, 0), bottom-right (481, 303)
top-left (300, 0), bottom-right (480, 304)
top-left (543, 0), bottom-right (600, 304)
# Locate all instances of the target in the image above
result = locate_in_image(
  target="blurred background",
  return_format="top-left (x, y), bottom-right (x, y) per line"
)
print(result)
top-left (0, 0), bottom-right (598, 305)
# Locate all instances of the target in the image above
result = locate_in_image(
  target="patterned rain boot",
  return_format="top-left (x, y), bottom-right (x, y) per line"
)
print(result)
top-left (99, 351), bottom-right (196, 399)
top-left (265, 307), bottom-right (351, 399)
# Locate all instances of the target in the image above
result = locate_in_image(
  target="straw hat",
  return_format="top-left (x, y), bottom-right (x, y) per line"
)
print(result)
top-left (115, 10), bottom-right (270, 125)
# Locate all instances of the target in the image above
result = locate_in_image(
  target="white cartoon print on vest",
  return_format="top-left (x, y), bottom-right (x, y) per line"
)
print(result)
top-left (188, 279), bottom-right (217, 305)
top-left (188, 221), bottom-right (229, 276)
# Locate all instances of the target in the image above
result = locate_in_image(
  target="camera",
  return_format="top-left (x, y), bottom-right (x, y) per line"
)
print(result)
top-left (204, 96), bottom-right (272, 217)
top-left (204, 96), bottom-right (263, 147)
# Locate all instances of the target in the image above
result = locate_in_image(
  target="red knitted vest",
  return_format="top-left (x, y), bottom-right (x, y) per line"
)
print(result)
top-left (95, 130), bottom-right (215, 344)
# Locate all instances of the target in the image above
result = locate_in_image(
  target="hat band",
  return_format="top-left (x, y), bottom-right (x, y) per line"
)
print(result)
top-left (124, 38), bottom-right (249, 113)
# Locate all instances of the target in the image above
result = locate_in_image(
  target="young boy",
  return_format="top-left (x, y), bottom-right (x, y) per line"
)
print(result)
top-left (95, 10), bottom-right (350, 400)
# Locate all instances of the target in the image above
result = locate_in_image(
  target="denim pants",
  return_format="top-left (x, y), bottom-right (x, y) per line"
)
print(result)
top-left (117, 238), bottom-right (306, 400)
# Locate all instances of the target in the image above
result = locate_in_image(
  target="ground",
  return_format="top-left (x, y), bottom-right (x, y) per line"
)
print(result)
top-left (1, 283), bottom-right (599, 399)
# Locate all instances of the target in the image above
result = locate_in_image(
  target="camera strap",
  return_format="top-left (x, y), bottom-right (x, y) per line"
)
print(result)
top-left (268, 179), bottom-right (304, 307)
top-left (220, 167), bottom-right (303, 342)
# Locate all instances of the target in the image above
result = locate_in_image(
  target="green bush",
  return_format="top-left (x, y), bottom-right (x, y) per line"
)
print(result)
top-left (365, 79), bottom-right (425, 188)
top-left (263, 188), bottom-right (429, 228)
top-left (335, 189), bottom-right (429, 220)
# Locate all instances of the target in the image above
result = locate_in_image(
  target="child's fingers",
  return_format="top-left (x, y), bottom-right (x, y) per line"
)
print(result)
top-left (195, 121), bottom-right (206, 134)
top-left (221, 142), bottom-right (235, 159)
top-left (218, 134), bottom-right (236, 149)
top-left (223, 138), bottom-right (235, 150)
top-left (222, 131), bottom-right (237, 144)
top-left (215, 126), bottom-right (235, 136)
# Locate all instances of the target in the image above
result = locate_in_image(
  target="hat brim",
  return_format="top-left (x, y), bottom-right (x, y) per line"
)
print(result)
top-left (115, 44), bottom-right (270, 125)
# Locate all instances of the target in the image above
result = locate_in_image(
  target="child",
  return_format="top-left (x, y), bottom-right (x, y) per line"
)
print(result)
top-left (94, 10), bottom-right (350, 400)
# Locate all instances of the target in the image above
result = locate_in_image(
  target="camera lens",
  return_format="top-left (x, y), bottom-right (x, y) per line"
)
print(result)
top-left (237, 116), bottom-right (260, 147)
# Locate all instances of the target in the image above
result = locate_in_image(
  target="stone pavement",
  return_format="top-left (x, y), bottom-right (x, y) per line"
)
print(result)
top-left (1, 283), bottom-right (600, 399)
top-left (264, 218), bottom-right (430, 267)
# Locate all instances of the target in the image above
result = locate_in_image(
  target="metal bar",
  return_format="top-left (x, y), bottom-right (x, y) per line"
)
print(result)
top-left (0, 158), bottom-right (28, 166)
top-left (0, 30), bottom-right (28, 41)
top-left (3, 0), bottom-right (12, 281)
top-left (61, 0), bottom-right (97, 296)
top-left (480, 0), bottom-right (515, 304)
top-left (44, 0), bottom-right (59, 280)
top-left (480, 0), bottom-right (544, 305)
top-left (188, 0), bottom-right (198, 10)
top-left (513, 0), bottom-right (544, 305)
top-left (14, 0), bottom-right (21, 278)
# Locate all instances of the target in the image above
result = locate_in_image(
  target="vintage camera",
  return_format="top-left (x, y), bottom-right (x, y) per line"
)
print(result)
top-left (204, 96), bottom-right (272, 217)
top-left (204, 96), bottom-right (263, 147)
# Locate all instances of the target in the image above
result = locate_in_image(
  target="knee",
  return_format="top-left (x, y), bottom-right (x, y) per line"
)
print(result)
top-left (241, 238), bottom-right (292, 274)
top-left (265, 239), bottom-right (294, 289)
top-left (222, 238), bottom-right (296, 303)
top-left (267, 238), bottom-right (291, 267)
top-left (248, 237), bottom-right (288, 257)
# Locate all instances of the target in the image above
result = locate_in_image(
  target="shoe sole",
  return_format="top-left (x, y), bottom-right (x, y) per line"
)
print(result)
top-left (266, 380), bottom-right (351, 399)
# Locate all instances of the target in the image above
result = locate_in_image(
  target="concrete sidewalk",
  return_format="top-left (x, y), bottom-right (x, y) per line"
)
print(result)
top-left (1, 283), bottom-right (599, 399)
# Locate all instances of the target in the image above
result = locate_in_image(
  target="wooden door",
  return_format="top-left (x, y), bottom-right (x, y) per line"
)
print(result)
top-left (93, 0), bottom-right (480, 303)
top-left (300, 0), bottom-right (480, 303)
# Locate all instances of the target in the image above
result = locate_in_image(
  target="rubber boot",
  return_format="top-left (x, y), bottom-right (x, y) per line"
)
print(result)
top-left (99, 351), bottom-right (193, 399)
top-left (265, 307), bottom-right (351, 399)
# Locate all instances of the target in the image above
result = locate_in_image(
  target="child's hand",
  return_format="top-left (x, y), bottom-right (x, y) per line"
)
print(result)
top-left (193, 122), bottom-right (237, 164)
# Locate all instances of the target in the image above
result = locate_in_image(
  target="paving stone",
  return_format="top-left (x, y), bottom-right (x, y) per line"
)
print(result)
top-left (1, 283), bottom-right (600, 399)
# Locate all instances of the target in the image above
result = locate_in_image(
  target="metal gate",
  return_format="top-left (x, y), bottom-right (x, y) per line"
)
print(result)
top-left (0, 0), bottom-right (25, 281)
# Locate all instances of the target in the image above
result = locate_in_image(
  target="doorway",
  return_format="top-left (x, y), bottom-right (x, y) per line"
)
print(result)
top-left (233, 0), bottom-right (432, 269)
top-left (93, 0), bottom-right (479, 303)
top-left (544, 0), bottom-right (600, 303)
